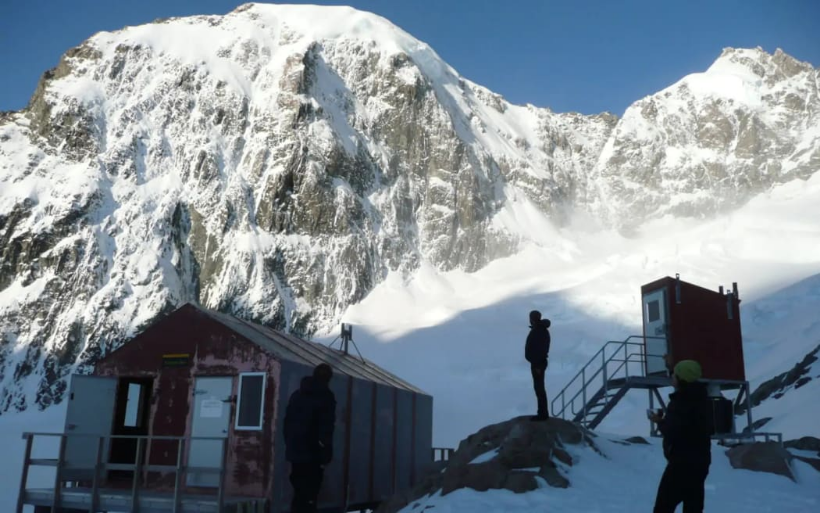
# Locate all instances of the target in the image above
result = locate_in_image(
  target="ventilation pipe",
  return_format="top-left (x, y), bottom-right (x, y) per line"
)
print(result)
top-left (341, 323), bottom-right (353, 354)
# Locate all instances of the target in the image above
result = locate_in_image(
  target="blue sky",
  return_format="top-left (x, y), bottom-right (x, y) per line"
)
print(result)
top-left (1, 0), bottom-right (818, 115)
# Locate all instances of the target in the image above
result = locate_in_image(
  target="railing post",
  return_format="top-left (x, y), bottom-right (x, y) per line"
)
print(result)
top-left (624, 343), bottom-right (629, 378)
top-left (174, 438), bottom-right (185, 513)
top-left (90, 436), bottom-right (104, 513)
top-left (744, 382), bottom-right (754, 434)
top-left (131, 437), bottom-right (144, 512)
top-left (581, 367), bottom-right (587, 420)
top-left (561, 392), bottom-right (566, 420)
top-left (51, 434), bottom-right (67, 512)
top-left (217, 438), bottom-right (229, 513)
top-left (16, 433), bottom-right (33, 513)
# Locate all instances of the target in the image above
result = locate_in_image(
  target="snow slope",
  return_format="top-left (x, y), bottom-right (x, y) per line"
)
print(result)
top-left (401, 436), bottom-right (820, 513)
top-left (338, 171), bottom-right (820, 446)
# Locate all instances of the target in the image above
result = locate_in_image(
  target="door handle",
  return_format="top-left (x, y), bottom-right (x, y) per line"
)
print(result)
top-left (67, 424), bottom-right (77, 430)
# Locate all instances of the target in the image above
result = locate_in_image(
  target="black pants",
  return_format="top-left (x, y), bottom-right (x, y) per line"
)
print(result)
top-left (531, 364), bottom-right (548, 417)
top-left (653, 463), bottom-right (709, 513)
top-left (290, 462), bottom-right (325, 513)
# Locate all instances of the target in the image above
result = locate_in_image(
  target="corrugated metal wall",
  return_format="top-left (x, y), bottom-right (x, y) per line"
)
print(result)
top-left (272, 361), bottom-right (433, 513)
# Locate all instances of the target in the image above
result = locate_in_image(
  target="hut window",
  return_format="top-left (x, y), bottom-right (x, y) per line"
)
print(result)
top-left (647, 300), bottom-right (661, 322)
top-left (236, 373), bottom-right (266, 430)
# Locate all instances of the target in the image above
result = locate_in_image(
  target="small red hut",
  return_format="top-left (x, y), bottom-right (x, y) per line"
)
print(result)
top-left (641, 275), bottom-right (746, 382)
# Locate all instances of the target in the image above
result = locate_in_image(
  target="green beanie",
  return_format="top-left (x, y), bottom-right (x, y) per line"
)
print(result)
top-left (674, 360), bottom-right (702, 383)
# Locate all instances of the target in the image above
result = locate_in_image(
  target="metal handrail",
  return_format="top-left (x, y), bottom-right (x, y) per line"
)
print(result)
top-left (552, 335), bottom-right (666, 422)
top-left (17, 432), bottom-right (232, 513)
top-left (713, 432), bottom-right (783, 445)
top-left (566, 342), bottom-right (644, 418)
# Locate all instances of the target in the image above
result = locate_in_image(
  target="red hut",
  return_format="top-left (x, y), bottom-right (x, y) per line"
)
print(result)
top-left (641, 275), bottom-right (746, 382)
top-left (18, 303), bottom-right (432, 513)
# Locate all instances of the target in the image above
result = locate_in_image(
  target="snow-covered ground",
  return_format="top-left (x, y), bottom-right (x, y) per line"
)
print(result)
top-left (405, 436), bottom-right (820, 513)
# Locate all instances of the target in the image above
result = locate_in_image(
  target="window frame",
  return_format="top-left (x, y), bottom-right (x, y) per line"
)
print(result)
top-left (235, 372), bottom-right (267, 431)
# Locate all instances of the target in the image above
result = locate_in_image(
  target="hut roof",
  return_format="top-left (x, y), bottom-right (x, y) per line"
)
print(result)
top-left (187, 304), bottom-right (427, 395)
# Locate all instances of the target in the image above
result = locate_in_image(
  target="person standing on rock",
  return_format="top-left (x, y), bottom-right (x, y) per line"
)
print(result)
top-left (650, 360), bottom-right (713, 513)
top-left (525, 310), bottom-right (551, 421)
top-left (284, 364), bottom-right (337, 513)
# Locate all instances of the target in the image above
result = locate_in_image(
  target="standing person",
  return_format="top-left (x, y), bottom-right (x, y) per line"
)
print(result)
top-left (525, 310), bottom-right (551, 421)
top-left (650, 360), bottom-right (713, 513)
top-left (283, 364), bottom-right (337, 513)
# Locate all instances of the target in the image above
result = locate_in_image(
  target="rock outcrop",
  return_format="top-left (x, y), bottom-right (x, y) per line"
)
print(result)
top-left (725, 442), bottom-right (796, 481)
top-left (377, 416), bottom-right (599, 513)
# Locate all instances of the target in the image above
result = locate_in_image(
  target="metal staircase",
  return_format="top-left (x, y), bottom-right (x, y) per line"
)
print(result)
top-left (551, 336), bottom-right (671, 430)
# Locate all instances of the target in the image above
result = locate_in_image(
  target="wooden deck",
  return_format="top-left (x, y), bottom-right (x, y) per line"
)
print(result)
top-left (24, 487), bottom-right (266, 513)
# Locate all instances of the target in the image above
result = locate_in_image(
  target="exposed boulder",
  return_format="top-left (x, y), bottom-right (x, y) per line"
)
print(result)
top-left (376, 417), bottom-right (596, 513)
top-left (725, 442), bottom-right (796, 481)
top-left (784, 436), bottom-right (820, 455)
top-left (625, 436), bottom-right (650, 445)
top-left (784, 436), bottom-right (820, 473)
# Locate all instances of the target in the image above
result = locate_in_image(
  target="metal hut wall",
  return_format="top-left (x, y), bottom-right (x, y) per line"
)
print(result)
top-left (85, 303), bottom-right (432, 512)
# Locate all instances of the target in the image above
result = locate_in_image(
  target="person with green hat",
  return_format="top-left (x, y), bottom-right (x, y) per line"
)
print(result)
top-left (649, 359), bottom-right (713, 513)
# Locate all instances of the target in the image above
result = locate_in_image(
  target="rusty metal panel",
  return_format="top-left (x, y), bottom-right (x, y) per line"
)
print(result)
top-left (394, 390), bottom-right (414, 492)
top-left (413, 393), bottom-right (434, 485)
top-left (372, 383), bottom-right (396, 502)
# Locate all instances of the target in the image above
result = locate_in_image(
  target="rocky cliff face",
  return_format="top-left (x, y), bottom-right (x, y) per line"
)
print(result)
top-left (592, 47), bottom-right (820, 227)
top-left (0, 3), bottom-right (817, 412)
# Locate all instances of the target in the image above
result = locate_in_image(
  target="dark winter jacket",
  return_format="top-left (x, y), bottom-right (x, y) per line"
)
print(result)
top-left (283, 376), bottom-right (337, 465)
top-left (525, 319), bottom-right (551, 368)
top-left (658, 381), bottom-right (713, 470)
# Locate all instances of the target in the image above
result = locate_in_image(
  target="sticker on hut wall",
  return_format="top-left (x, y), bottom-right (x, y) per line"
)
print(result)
top-left (200, 398), bottom-right (224, 418)
top-left (162, 353), bottom-right (191, 367)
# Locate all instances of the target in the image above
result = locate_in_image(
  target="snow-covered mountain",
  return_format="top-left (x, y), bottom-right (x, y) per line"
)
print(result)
top-left (0, 2), bottom-right (818, 416)
top-left (593, 48), bottom-right (820, 228)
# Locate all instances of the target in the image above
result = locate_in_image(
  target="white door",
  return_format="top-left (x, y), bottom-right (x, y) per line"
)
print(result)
top-left (643, 289), bottom-right (669, 375)
top-left (187, 377), bottom-right (232, 487)
top-left (63, 375), bottom-right (118, 480)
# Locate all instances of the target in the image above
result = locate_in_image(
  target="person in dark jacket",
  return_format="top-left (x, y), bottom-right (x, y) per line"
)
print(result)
top-left (650, 360), bottom-right (713, 513)
top-left (283, 364), bottom-right (337, 513)
top-left (525, 310), bottom-right (551, 421)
